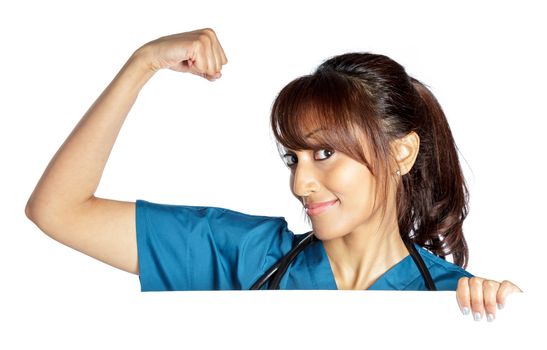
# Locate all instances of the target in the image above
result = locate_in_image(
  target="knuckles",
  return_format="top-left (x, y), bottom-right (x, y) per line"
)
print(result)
top-left (457, 277), bottom-right (469, 289)
top-left (202, 27), bottom-right (215, 35)
top-left (469, 277), bottom-right (484, 288)
top-left (198, 33), bottom-right (212, 44)
top-left (482, 279), bottom-right (499, 289)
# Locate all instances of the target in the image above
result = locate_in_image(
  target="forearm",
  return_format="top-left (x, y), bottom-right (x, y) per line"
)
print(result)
top-left (26, 51), bottom-right (154, 221)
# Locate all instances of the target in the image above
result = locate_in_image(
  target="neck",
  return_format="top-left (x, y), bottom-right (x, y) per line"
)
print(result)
top-left (321, 208), bottom-right (409, 290)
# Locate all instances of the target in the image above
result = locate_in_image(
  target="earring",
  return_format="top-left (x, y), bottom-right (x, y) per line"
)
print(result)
top-left (395, 170), bottom-right (401, 176)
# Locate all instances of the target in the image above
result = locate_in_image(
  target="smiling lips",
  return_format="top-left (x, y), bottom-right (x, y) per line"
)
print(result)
top-left (305, 199), bottom-right (339, 216)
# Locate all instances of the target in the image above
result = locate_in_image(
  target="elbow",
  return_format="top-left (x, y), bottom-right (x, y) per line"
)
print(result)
top-left (25, 199), bottom-right (59, 238)
top-left (25, 197), bottom-right (54, 229)
top-left (25, 196), bottom-right (89, 233)
top-left (25, 199), bottom-right (37, 222)
top-left (25, 188), bottom-right (41, 222)
top-left (25, 199), bottom-right (46, 229)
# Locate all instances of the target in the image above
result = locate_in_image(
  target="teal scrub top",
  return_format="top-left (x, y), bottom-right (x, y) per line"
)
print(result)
top-left (136, 200), bottom-right (473, 291)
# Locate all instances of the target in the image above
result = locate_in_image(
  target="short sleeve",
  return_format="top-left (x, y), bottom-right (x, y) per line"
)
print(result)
top-left (135, 199), bottom-right (295, 291)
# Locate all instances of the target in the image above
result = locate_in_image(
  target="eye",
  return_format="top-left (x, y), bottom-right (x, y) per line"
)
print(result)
top-left (282, 149), bottom-right (334, 168)
top-left (316, 149), bottom-right (334, 160)
top-left (282, 153), bottom-right (298, 167)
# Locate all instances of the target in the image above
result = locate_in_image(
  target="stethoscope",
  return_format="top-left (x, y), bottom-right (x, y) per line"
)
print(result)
top-left (250, 231), bottom-right (437, 290)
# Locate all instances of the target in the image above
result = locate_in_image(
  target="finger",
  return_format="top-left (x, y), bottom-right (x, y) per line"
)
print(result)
top-left (208, 31), bottom-right (222, 76)
top-left (469, 277), bottom-right (485, 321)
top-left (189, 55), bottom-right (217, 81)
top-left (212, 30), bottom-right (228, 66)
top-left (198, 30), bottom-right (217, 78)
top-left (195, 71), bottom-right (216, 82)
top-left (211, 43), bottom-right (221, 76)
top-left (189, 40), bottom-right (209, 76)
top-left (456, 277), bottom-right (471, 316)
top-left (497, 280), bottom-right (522, 310)
top-left (482, 279), bottom-right (499, 322)
top-left (211, 40), bottom-right (227, 79)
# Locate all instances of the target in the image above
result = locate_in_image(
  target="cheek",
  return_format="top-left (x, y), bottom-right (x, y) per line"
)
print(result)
top-left (330, 170), bottom-right (376, 236)
top-left (329, 163), bottom-right (376, 207)
top-left (310, 164), bottom-right (378, 239)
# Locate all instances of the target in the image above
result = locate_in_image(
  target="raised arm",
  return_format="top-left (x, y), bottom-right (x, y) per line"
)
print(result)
top-left (25, 28), bottom-right (228, 274)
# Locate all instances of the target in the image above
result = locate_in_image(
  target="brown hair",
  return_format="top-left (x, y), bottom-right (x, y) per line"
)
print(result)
top-left (270, 53), bottom-right (469, 267)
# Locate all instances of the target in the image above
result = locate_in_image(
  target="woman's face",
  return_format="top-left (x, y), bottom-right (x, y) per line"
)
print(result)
top-left (283, 131), bottom-right (391, 241)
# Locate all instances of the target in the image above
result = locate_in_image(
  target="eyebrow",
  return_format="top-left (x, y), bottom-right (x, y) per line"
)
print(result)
top-left (305, 128), bottom-right (324, 138)
top-left (282, 128), bottom-right (325, 154)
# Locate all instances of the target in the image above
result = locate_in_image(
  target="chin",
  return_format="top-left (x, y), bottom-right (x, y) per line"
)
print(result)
top-left (311, 225), bottom-right (342, 241)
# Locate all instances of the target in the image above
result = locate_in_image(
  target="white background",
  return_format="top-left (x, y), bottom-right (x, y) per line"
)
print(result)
top-left (1, 0), bottom-right (545, 348)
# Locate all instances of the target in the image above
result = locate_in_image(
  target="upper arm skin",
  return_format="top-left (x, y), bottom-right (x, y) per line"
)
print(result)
top-left (27, 197), bottom-right (139, 275)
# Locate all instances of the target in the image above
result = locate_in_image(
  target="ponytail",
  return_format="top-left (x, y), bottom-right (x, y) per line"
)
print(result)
top-left (397, 78), bottom-right (469, 267)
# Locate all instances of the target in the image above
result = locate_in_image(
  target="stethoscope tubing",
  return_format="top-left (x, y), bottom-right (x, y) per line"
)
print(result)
top-left (250, 231), bottom-right (315, 290)
top-left (250, 231), bottom-right (437, 291)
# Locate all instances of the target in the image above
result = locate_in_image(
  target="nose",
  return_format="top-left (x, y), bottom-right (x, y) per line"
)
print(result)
top-left (291, 158), bottom-right (320, 198)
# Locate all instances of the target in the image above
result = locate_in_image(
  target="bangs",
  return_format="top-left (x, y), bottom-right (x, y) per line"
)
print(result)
top-left (270, 69), bottom-right (381, 171)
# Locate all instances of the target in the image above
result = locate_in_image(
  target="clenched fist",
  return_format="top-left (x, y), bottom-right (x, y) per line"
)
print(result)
top-left (134, 28), bottom-right (228, 81)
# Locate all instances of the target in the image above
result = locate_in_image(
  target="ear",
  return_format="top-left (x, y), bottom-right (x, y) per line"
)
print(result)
top-left (391, 131), bottom-right (420, 176)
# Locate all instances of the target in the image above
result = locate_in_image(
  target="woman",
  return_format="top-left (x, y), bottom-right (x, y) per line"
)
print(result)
top-left (25, 28), bottom-right (521, 322)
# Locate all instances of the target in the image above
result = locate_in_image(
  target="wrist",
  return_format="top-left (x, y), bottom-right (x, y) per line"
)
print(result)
top-left (115, 48), bottom-right (157, 91)
top-left (128, 45), bottom-right (158, 78)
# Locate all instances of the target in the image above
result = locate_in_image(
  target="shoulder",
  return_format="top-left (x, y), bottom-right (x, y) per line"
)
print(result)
top-left (136, 199), bottom-right (286, 224)
top-left (136, 199), bottom-right (293, 249)
top-left (415, 244), bottom-right (473, 291)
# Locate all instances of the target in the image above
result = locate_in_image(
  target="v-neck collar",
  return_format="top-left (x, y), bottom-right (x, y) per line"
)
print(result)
top-left (305, 237), bottom-right (426, 290)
